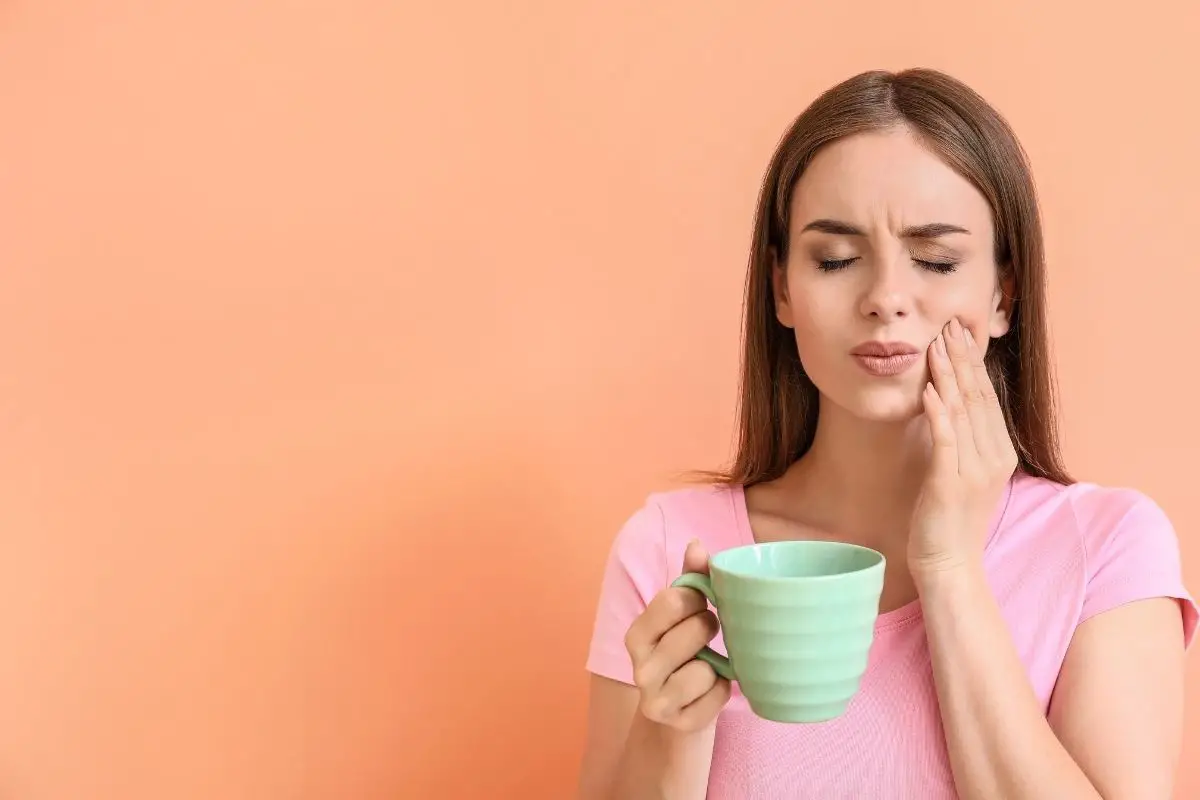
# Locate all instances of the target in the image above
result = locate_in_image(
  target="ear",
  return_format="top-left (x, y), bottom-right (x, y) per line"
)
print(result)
top-left (771, 248), bottom-right (795, 329)
top-left (989, 270), bottom-right (1015, 338)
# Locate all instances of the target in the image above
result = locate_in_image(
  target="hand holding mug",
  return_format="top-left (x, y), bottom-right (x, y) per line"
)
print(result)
top-left (623, 540), bottom-right (733, 733)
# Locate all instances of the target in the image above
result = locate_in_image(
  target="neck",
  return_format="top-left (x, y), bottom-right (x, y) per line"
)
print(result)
top-left (785, 398), bottom-right (931, 545)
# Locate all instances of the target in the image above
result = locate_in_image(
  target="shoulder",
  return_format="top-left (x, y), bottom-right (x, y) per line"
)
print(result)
top-left (587, 484), bottom-right (745, 682)
top-left (1053, 477), bottom-right (1177, 566)
top-left (995, 472), bottom-right (1186, 596)
top-left (1003, 473), bottom-right (1194, 639)
top-left (1061, 481), bottom-right (1183, 587)
top-left (1001, 472), bottom-right (1176, 556)
top-left (608, 483), bottom-right (747, 576)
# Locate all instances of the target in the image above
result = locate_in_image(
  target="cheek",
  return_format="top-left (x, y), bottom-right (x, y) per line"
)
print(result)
top-left (787, 288), bottom-right (842, 359)
top-left (925, 274), bottom-right (998, 328)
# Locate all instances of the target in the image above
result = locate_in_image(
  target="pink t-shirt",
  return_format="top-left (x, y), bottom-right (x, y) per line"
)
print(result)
top-left (586, 472), bottom-right (1197, 799)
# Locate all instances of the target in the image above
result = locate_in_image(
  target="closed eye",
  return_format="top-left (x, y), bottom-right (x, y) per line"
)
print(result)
top-left (817, 257), bottom-right (959, 274)
top-left (915, 259), bottom-right (958, 274)
top-left (817, 257), bottom-right (858, 272)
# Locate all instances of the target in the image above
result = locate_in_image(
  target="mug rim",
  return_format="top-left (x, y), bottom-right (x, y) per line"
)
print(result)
top-left (709, 539), bottom-right (885, 582)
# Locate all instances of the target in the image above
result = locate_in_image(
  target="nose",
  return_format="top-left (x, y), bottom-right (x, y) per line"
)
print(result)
top-left (858, 257), bottom-right (914, 321)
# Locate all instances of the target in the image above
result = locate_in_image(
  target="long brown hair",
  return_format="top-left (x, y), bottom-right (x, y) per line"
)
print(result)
top-left (711, 68), bottom-right (1071, 488)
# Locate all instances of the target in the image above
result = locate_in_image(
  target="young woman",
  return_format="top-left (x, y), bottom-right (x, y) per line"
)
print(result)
top-left (576, 68), bottom-right (1196, 799)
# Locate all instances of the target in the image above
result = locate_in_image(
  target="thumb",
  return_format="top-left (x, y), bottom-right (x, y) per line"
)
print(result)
top-left (682, 538), bottom-right (711, 575)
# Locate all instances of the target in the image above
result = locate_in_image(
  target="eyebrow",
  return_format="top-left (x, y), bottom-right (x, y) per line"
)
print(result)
top-left (799, 219), bottom-right (971, 238)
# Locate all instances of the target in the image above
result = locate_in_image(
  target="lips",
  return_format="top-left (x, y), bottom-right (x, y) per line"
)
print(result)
top-left (850, 341), bottom-right (922, 377)
top-left (850, 341), bottom-right (919, 358)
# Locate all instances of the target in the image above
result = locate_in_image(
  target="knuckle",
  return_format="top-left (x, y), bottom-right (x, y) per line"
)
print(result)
top-left (632, 663), bottom-right (656, 690)
top-left (624, 621), bottom-right (653, 656)
top-left (692, 661), bottom-right (719, 693)
top-left (647, 693), bottom-right (675, 722)
top-left (681, 587), bottom-right (707, 614)
top-left (637, 696), bottom-right (660, 722)
top-left (960, 462), bottom-right (984, 480)
top-left (683, 611), bottom-right (718, 648)
top-left (674, 658), bottom-right (709, 688)
top-left (666, 661), bottom-right (713, 710)
top-left (677, 679), bottom-right (732, 732)
top-left (623, 625), bottom-right (639, 654)
top-left (706, 680), bottom-right (732, 710)
top-left (666, 587), bottom-right (691, 617)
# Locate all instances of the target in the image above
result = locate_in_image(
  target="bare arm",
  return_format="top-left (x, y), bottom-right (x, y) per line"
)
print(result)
top-left (577, 540), bottom-right (729, 799)
top-left (576, 675), bottom-right (716, 800)
top-left (1048, 597), bottom-right (1185, 799)
top-left (916, 321), bottom-right (1187, 798)
top-left (920, 564), bottom-right (1185, 800)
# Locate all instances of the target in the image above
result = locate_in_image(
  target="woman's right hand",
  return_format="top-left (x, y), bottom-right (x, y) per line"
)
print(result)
top-left (623, 539), bottom-right (733, 733)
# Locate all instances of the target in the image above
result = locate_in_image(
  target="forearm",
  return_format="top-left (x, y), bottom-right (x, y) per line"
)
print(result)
top-left (917, 564), bottom-right (1101, 800)
top-left (609, 712), bottom-right (715, 800)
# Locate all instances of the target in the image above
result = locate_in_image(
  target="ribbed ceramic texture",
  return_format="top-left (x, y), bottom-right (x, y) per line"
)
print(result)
top-left (710, 541), bottom-right (885, 723)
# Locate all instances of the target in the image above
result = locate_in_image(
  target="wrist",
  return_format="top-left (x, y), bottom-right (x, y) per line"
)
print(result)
top-left (618, 711), bottom-right (716, 799)
top-left (911, 557), bottom-right (987, 596)
top-left (630, 707), bottom-right (715, 743)
top-left (624, 710), bottom-right (711, 768)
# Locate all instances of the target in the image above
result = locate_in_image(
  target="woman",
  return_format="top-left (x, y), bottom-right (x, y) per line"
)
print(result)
top-left (576, 68), bottom-right (1196, 799)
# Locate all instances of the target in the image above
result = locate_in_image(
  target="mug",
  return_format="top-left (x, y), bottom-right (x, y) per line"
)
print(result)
top-left (671, 539), bottom-right (885, 723)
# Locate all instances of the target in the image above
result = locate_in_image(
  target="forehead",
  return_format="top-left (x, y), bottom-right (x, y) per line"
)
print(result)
top-left (789, 128), bottom-right (993, 233)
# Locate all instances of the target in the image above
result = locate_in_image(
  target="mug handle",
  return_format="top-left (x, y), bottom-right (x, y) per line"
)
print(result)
top-left (670, 573), bottom-right (736, 681)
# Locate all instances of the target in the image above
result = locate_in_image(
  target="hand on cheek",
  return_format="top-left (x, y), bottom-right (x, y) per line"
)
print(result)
top-left (908, 317), bottom-right (1017, 576)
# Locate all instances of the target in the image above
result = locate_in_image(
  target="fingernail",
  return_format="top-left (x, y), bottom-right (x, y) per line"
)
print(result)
top-left (936, 334), bottom-right (947, 357)
top-left (950, 317), bottom-right (963, 340)
top-left (964, 327), bottom-right (976, 348)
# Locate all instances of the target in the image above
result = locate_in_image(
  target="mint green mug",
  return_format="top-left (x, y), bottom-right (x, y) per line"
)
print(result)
top-left (671, 540), bottom-right (885, 724)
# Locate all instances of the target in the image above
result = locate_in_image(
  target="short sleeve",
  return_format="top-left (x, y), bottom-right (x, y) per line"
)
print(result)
top-left (585, 497), bottom-right (669, 684)
top-left (1078, 489), bottom-right (1198, 648)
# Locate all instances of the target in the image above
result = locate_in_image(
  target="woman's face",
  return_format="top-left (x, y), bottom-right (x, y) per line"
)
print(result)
top-left (774, 127), bottom-right (1012, 423)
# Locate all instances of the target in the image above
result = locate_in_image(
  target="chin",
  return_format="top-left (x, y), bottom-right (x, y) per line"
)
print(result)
top-left (834, 385), bottom-right (926, 423)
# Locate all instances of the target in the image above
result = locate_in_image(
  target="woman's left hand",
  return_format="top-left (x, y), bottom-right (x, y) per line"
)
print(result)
top-left (908, 317), bottom-right (1018, 577)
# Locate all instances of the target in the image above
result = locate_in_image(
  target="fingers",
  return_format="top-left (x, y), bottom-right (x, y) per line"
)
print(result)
top-left (632, 609), bottom-right (720, 691)
top-left (922, 379), bottom-right (957, 478)
top-left (625, 538), bottom-right (712, 665)
top-left (668, 666), bottom-right (733, 733)
top-left (942, 318), bottom-right (994, 461)
top-left (641, 658), bottom-right (729, 729)
top-left (963, 327), bottom-right (996, 406)
top-left (624, 585), bottom-right (709, 666)
top-left (626, 575), bottom-right (731, 732)
top-left (927, 318), bottom-right (1019, 481)
top-left (682, 538), bottom-right (710, 575)
top-left (963, 327), bottom-right (1018, 467)
top-left (927, 326), bottom-right (977, 469)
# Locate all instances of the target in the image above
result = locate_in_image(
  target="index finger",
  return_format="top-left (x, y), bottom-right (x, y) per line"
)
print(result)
top-left (964, 327), bottom-right (999, 405)
top-left (625, 585), bottom-right (709, 665)
top-left (963, 328), bottom-right (1013, 454)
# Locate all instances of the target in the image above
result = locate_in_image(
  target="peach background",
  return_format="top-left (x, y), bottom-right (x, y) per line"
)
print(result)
top-left (2, 2), bottom-right (1198, 798)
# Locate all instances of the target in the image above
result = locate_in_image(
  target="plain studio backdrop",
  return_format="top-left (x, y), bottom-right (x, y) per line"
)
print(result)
top-left (1, 2), bottom-right (1198, 798)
